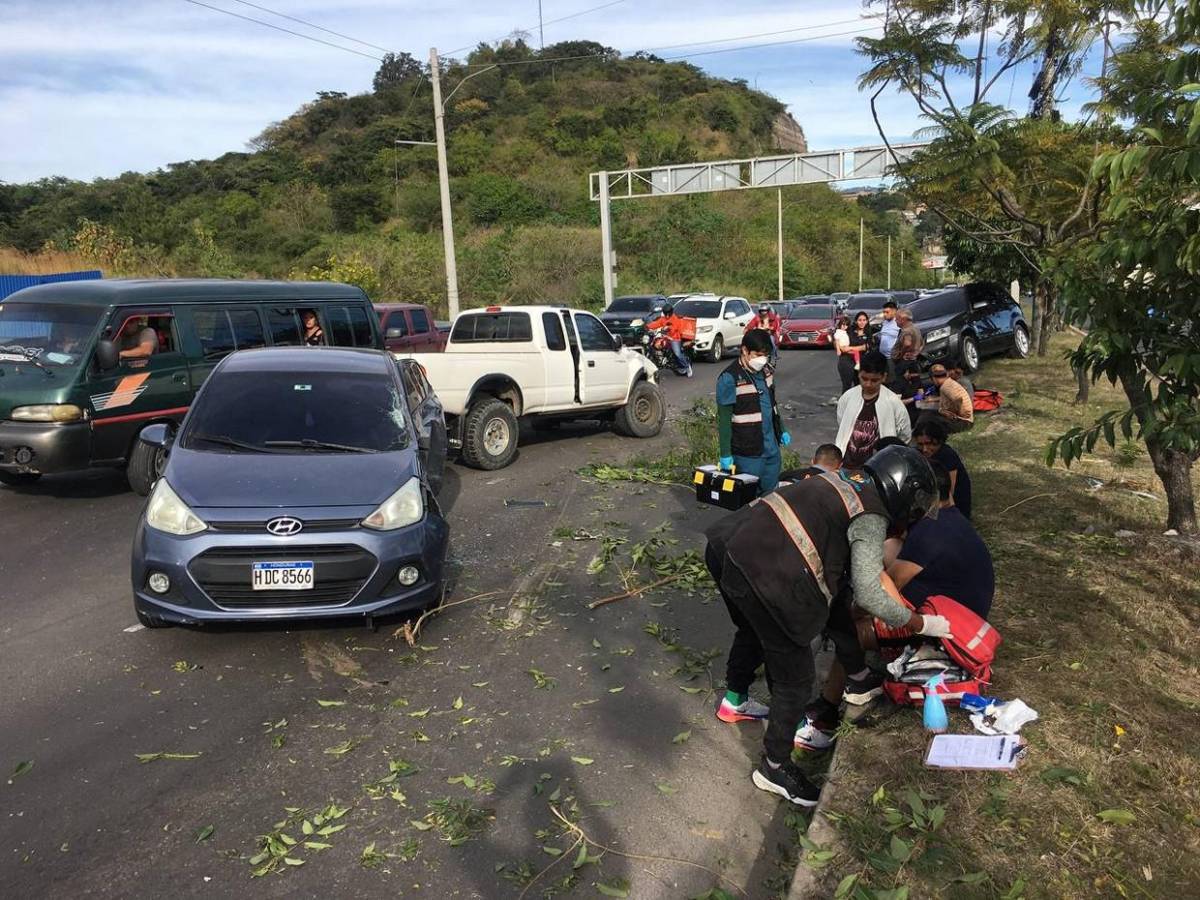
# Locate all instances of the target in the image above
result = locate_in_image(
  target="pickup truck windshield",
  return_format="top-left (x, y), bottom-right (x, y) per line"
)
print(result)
top-left (183, 371), bottom-right (410, 454)
top-left (0, 302), bottom-right (102, 367)
top-left (674, 300), bottom-right (721, 319)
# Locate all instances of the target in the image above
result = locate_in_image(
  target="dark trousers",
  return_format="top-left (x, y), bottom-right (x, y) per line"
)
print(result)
top-left (706, 544), bottom-right (765, 695)
top-left (916, 410), bottom-right (973, 434)
top-left (826, 593), bottom-right (866, 675)
top-left (718, 557), bottom-right (816, 764)
top-left (837, 354), bottom-right (858, 392)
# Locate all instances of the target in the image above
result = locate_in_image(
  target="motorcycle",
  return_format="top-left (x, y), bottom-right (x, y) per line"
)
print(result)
top-left (644, 327), bottom-right (694, 375)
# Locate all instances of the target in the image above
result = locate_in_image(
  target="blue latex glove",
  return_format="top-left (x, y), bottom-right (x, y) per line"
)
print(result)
top-left (719, 456), bottom-right (735, 471)
top-left (780, 431), bottom-right (792, 447)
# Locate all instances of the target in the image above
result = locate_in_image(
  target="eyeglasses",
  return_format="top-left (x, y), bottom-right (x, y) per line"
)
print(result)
top-left (931, 372), bottom-right (948, 379)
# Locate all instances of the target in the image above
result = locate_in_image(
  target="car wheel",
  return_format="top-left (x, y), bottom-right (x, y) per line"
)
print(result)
top-left (706, 335), bottom-right (724, 364)
top-left (0, 471), bottom-right (41, 487)
top-left (613, 381), bottom-right (665, 438)
top-left (1008, 323), bottom-right (1030, 359)
top-left (461, 398), bottom-right (519, 470)
top-left (135, 607), bottom-right (172, 629)
top-left (959, 335), bottom-right (981, 374)
top-left (127, 431), bottom-right (167, 497)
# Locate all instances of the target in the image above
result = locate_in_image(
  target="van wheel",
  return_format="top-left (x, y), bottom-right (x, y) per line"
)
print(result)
top-left (0, 471), bottom-right (41, 487)
top-left (127, 431), bottom-right (166, 496)
top-left (613, 381), bottom-right (665, 438)
top-left (461, 399), bottom-right (519, 470)
top-left (706, 335), bottom-right (725, 364)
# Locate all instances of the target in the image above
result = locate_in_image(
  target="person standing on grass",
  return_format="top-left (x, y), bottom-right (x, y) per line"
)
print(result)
top-left (891, 308), bottom-right (924, 381)
top-left (704, 445), bottom-right (949, 805)
top-left (833, 316), bottom-right (856, 392)
top-left (716, 329), bottom-right (791, 495)
top-left (918, 364), bottom-right (974, 433)
top-left (913, 418), bottom-right (972, 518)
top-left (835, 351), bottom-right (911, 468)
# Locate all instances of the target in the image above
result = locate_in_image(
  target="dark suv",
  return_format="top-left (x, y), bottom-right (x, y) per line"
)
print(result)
top-left (599, 295), bottom-right (667, 345)
top-left (910, 284), bottom-right (1029, 372)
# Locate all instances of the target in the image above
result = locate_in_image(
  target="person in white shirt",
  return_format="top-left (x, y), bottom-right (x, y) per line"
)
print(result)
top-left (835, 350), bottom-right (912, 467)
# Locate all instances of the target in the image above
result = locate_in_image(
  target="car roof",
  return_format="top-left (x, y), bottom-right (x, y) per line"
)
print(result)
top-left (218, 346), bottom-right (389, 375)
top-left (5, 278), bottom-right (368, 306)
top-left (374, 302), bottom-right (429, 312)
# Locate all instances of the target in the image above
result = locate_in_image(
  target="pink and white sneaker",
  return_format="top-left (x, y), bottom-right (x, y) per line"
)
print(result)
top-left (794, 715), bottom-right (836, 752)
top-left (716, 696), bottom-right (770, 723)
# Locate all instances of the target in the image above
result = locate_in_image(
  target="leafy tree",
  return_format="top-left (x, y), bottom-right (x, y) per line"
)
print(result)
top-left (1049, 0), bottom-right (1200, 533)
top-left (373, 52), bottom-right (422, 93)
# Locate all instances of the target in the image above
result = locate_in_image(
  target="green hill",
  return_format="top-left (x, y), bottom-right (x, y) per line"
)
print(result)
top-left (0, 40), bottom-right (934, 312)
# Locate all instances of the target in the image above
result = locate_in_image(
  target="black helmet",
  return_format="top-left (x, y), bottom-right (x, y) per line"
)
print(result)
top-left (661, 303), bottom-right (674, 316)
top-left (864, 445), bottom-right (938, 526)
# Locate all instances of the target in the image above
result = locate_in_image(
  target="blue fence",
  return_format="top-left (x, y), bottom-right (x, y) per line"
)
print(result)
top-left (0, 270), bottom-right (103, 301)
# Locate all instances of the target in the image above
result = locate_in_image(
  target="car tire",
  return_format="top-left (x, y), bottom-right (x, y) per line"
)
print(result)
top-left (613, 381), bottom-right (665, 438)
top-left (127, 431), bottom-right (166, 497)
top-left (0, 471), bottom-right (41, 487)
top-left (461, 398), bottom-right (519, 470)
top-left (959, 334), bottom-right (981, 374)
top-left (706, 335), bottom-right (724, 364)
top-left (1008, 323), bottom-right (1030, 359)
top-left (135, 607), bottom-right (172, 629)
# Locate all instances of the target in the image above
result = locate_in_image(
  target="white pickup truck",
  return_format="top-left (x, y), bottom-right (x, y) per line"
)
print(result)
top-left (400, 305), bottom-right (666, 470)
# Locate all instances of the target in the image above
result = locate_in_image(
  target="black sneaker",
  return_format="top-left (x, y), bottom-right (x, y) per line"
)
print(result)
top-left (844, 669), bottom-right (885, 705)
top-left (751, 758), bottom-right (821, 807)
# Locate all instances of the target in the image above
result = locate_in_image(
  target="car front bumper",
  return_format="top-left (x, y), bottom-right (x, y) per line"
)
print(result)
top-left (0, 420), bottom-right (92, 475)
top-left (131, 506), bottom-right (449, 625)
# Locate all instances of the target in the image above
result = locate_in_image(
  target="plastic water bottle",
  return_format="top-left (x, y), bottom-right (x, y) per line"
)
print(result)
top-left (923, 673), bottom-right (949, 734)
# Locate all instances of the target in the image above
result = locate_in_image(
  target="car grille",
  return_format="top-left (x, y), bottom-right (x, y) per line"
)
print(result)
top-left (189, 544), bottom-right (377, 609)
top-left (206, 518), bottom-right (362, 534)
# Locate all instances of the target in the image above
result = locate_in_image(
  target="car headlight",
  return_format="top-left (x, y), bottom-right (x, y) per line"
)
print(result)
top-left (641, 334), bottom-right (651, 345)
top-left (630, 318), bottom-right (644, 327)
top-left (925, 326), bottom-right (952, 343)
top-left (362, 477), bottom-right (424, 531)
top-left (145, 479), bottom-right (207, 536)
top-left (11, 404), bottom-right (84, 423)
top-left (697, 324), bottom-right (714, 333)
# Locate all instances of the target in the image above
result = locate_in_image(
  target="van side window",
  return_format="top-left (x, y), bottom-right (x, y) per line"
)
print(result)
top-left (410, 308), bottom-right (431, 334)
top-left (114, 312), bottom-right (177, 361)
top-left (347, 306), bottom-right (374, 346)
top-left (542, 312), bottom-right (567, 351)
top-left (327, 307), bottom-right (355, 347)
top-left (193, 307), bottom-right (265, 359)
top-left (267, 308), bottom-right (302, 345)
top-left (229, 309), bottom-right (266, 350)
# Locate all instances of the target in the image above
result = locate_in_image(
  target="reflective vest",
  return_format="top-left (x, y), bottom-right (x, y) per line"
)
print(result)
top-left (724, 360), bottom-right (782, 457)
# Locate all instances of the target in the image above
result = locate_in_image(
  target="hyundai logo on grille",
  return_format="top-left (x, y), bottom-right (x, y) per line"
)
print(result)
top-left (266, 517), bottom-right (304, 536)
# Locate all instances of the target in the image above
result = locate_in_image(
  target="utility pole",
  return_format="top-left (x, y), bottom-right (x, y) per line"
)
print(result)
top-left (887, 234), bottom-right (892, 289)
top-left (858, 218), bottom-right (864, 292)
top-left (599, 172), bottom-right (615, 308)
top-left (776, 189), bottom-right (784, 302)
top-left (429, 48), bottom-right (460, 319)
top-left (538, 0), bottom-right (544, 48)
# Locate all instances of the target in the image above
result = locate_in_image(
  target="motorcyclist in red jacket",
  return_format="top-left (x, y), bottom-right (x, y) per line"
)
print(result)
top-left (745, 303), bottom-right (781, 363)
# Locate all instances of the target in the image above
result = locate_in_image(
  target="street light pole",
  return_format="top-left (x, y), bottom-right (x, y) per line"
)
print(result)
top-left (429, 47), bottom-right (460, 320)
top-left (887, 235), bottom-right (892, 290)
top-left (858, 218), bottom-right (864, 292)
top-left (776, 188), bottom-right (784, 302)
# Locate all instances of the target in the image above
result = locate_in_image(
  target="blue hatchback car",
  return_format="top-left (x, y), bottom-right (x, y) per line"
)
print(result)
top-left (131, 347), bottom-right (448, 628)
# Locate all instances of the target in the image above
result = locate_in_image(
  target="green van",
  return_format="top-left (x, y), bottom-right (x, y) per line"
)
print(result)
top-left (0, 279), bottom-right (382, 493)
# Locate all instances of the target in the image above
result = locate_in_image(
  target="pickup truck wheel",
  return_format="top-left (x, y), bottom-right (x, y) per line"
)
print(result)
top-left (0, 471), bottom-right (41, 487)
top-left (705, 335), bottom-right (724, 364)
top-left (461, 399), bottom-right (519, 470)
top-left (127, 431), bottom-right (166, 497)
top-left (613, 381), bottom-right (665, 438)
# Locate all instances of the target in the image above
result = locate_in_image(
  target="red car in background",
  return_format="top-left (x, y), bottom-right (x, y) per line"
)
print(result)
top-left (376, 303), bottom-right (445, 352)
top-left (779, 300), bottom-right (838, 349)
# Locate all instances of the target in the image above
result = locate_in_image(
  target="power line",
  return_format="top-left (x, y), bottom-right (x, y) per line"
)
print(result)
top-left (640, 16), bottom-right (879, 54)
top-left (225, 0), bottom-right (393, 54)
top-left (660, 25), bottom-right (882, 60)
top-left (444, 0), bottom-right (629, 56)
top-left (179, 0), bottom-right (384, 61)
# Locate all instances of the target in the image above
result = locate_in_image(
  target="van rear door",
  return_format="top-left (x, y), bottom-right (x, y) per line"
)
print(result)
top-left (89, 308), bottom-right (193, 463)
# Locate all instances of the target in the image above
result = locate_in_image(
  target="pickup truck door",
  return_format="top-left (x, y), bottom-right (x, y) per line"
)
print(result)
top-left (541, 311), bottom-right (576, 409)
top-left (572, 312), bottom-right (627, 405)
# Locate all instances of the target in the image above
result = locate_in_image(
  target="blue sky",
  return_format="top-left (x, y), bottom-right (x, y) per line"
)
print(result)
top-left (0, 1), bottom-right (1103, 184)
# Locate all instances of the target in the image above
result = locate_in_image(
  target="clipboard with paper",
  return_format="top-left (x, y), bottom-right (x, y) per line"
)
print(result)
top-left (923, 734), bottom-right (1027, 771)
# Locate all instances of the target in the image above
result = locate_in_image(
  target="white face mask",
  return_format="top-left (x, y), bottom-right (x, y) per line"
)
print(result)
top-left (747, 356), bottom-right (769, 372)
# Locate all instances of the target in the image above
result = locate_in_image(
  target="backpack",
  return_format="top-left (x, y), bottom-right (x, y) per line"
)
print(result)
top-left (973, 389), bottom-right (1003, 412)
top-left (867, 595), bottom-right (1002, 707)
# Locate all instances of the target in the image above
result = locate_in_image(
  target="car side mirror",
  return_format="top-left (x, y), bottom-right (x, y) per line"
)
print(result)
top-left (385, 327), bottom-right (406, 339)
top-left (972, 301), bottom-right (988, 310)
top-left (95, 339), bottom-right (119, 371)
top-left (723, 311), bottom-right (737, 320)
top-left (139, 422), bottom-right (175, 450)
top-left (611, 334), bottom-right (622, 351)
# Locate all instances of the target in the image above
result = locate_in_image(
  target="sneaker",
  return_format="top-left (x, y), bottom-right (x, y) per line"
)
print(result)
top-left (685, 368), bottom-right (694, 378)
top-left (751, 758), bottom-right (821, 807)
top-left (716, 696), bottom-right (770, 723)
top-left (844, 669), bottom-right (885, 706)
top-left (794, 715), bottom-right (837, 752)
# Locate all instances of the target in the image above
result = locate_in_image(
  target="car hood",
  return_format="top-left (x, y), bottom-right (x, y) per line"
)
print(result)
top-left (167, 446), bottom-right (418, 509)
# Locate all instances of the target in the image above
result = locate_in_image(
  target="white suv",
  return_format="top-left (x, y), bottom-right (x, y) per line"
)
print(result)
top-left (669, 293), bottom-right (754, 363)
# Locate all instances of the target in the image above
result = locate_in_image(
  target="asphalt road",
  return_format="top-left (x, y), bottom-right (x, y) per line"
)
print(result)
top-left (0, 347), bottom-right (841, 899)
